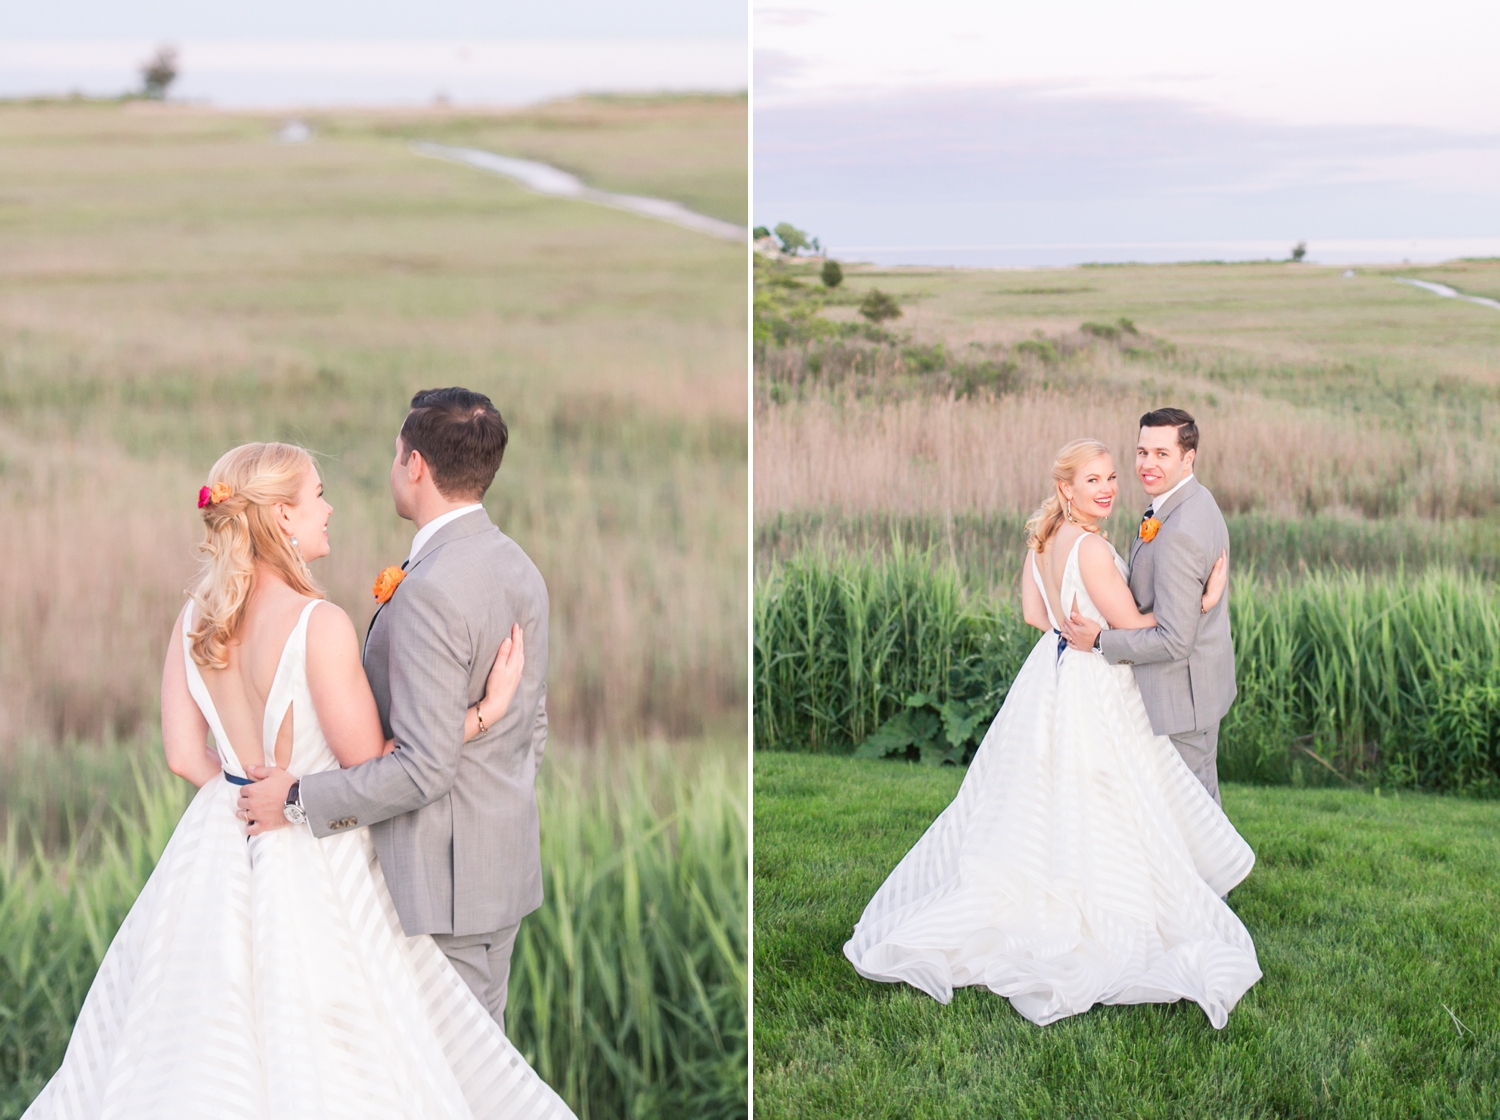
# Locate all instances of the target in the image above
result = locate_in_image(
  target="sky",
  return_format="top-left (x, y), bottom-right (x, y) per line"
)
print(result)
top-left (0, 0), bottom-right (747, 106)
top-left (755, 0), bottom-right (1500, 265)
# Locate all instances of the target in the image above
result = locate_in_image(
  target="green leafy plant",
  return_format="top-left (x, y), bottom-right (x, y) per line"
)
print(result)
top-left (820, 259), bottom-right (843, 288)
top-left (774, 223), bottom-right (810, 255)
top-left (858, 288), bottom-right (902, 324)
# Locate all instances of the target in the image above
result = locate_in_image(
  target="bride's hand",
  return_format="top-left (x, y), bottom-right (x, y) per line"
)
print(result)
top-left (1201, 550), bottom-right (1228, 613)
top-left (465, 624), bottom-right (525, 743)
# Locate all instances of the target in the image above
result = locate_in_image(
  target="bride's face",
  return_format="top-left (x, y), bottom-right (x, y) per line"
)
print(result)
top-left (280, 463), bottom-right (333, 562)
top-left (1062, 454), bottom-right (1118, 522)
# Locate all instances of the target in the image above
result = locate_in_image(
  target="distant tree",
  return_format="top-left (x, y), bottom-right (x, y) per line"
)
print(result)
top-left (859, 288), bottom-right (902, 324)
top-left (753, 226), bottom-right (771, 240)
top-left (140, 45), bottom-right (179, 100)
top-left (774, 222), bottom-right (810, 255)
top-left (821, 259), bottom-right (844, 288)
top-left (1290, 240), bottom-right (1307, 262)
top-left (810, 236), bottom-right (822, 255)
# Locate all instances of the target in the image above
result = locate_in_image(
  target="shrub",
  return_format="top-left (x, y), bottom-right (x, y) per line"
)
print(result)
top-left (858, 289), bottom-right (902, 324)
top-left (1014, 338), bottom-right (1059, 363)
top-left (821, 259), bottom-right (843, 288)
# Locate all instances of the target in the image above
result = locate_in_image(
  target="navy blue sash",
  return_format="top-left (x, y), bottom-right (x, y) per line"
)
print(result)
top-left (1052, 628), bottom-right (1068, 663)
top-left (224, 771), bottom-right (252, 786)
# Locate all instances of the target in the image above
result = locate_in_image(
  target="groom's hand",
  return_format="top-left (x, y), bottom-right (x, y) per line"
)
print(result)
top-left (238, 765), bottom-right (297, 834)
top-left (1065, 609), bottom-right (1102, 652)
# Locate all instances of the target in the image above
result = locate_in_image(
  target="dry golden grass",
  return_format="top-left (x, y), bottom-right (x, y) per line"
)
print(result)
top-left (0, 97), bottom-right (746, 749)
top-left (755, 259), bottom-right (1500, 526)
top-left (754, 384), bottom-right (1497, 522)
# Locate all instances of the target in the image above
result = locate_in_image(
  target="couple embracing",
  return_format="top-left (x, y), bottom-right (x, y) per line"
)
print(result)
top-left (27, 389), bottom-right (576, 1118)
top-left (845, 408), bottom-right (1263, 1029)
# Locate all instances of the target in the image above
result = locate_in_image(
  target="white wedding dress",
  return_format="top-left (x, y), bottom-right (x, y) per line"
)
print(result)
top-left (25, 601), bottom-right (575, 1120)
top-left (844, 536), bottom-right (1262, 1028)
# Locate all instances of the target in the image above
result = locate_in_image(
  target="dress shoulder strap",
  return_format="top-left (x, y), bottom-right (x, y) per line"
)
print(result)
top-left (181, 601), bottom-right (244, 778)
top-left (260, 598), bottom-right (325, 764)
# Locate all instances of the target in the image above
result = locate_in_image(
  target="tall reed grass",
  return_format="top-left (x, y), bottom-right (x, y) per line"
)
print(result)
top-left (755, 549), bottom-right (1500, 793)
top-left (755, 509), bottom-right (1500, 587)
top-left (754, 391), bottom-right (1500, 521)
top-left (0, 744), bottom-right (746, 1120)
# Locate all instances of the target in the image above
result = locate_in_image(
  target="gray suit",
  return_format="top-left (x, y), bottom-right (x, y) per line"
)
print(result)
top-left (299, 509), bottom-right (548, 1021)
top-left (1098, 476), bottom-right (1236, 802)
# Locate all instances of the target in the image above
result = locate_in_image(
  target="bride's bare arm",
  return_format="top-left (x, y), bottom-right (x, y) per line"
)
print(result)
top-left (1020, 554), bottom-right (1051, 632)
top-left (305, 602), bottom-right (389, 768)
top-left (1076, 535), bottom-right (1155, 630)
top-left (1076, 536), bottom-right (1228, 632)
top-left (160, 604), bottom-right (223, 788)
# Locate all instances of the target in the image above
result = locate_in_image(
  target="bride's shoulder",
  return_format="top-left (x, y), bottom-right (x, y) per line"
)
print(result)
top-left (304, 598), bottom-right (357, 650)
top-left (1075, 531), bottom-right (1122, 572)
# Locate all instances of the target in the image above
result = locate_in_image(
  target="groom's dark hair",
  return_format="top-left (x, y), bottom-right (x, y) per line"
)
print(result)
top-left (1139, 407), bottom-right (1199, 454)
top-left (400, 387), bottom-right (509, 500)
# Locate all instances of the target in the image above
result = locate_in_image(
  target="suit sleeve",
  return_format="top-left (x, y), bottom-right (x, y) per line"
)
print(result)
top-left (1098, 528), bottom-right (1207, 667)
top-left (299, 577), bottom-right (470, 837)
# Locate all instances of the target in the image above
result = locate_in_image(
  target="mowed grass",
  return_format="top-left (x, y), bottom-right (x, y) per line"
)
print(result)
top-left (0, 96), bottom-right (746, 746)
top-left (753, 754), bottom-right (1500, 1119)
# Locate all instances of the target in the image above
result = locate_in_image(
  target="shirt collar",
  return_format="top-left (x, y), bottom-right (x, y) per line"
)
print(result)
top-left (406, 503), bottom-right (485, 566)
top-left (1146, 472), bottom-right (1193, 516)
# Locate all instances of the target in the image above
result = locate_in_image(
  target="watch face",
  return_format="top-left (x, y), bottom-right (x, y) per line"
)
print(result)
top-left (283, 803), bottom-right (307, 825)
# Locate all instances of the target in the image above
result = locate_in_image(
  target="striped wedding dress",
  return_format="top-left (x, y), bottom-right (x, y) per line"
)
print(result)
top-left (24, 601), bottom-right (574, 1120)
top-left (844, 536), bottom-right (1262, 1028)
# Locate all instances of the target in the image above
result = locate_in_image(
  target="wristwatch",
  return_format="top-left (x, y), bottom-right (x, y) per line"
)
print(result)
top-left (1093, 633), bottom-right (1102, 653)
top-left (283, 780), bottom-right (307, 826)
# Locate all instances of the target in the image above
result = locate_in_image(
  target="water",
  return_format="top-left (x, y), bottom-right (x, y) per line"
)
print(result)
top-left (413, 142), bottom-right (744, 241)
top-left (1394, 277), bottom-right (1500, 310)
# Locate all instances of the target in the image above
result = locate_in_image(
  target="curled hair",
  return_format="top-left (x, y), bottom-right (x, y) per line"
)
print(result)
top-left (1025, 438), bottom-right (1113, 552)
top-left (187, 442), bottom-right (324, 668)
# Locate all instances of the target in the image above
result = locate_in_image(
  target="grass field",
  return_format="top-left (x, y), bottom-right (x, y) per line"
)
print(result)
top-left (0, 95), bottom-right (746, 747)
top-left (754, 256), bottom-right (1500, 528)
top-left (753, 754), bottom-right (1500, 1119)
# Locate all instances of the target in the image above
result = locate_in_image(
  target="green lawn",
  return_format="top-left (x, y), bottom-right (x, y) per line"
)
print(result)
top-left (753, 754), bottom-right (1500, 1118)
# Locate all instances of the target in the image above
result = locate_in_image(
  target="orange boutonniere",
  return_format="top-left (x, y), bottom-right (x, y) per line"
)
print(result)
top-left (373, 566), bottom-right (406, 605)
top-left (1140, 517), bottom-right (1161, 543)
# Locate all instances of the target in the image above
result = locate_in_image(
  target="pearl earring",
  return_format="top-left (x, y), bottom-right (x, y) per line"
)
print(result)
top-left (290, 536), bottom-right (299, 549)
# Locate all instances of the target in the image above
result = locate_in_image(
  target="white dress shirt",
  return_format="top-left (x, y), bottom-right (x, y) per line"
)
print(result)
top-left (406, 503), bottom-right (485, 566)
top-left (1145, 472), bottom-right (1193, 518)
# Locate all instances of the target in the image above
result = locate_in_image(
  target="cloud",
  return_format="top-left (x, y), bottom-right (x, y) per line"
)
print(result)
top-left (753, 86), bottom-right (1500, 263)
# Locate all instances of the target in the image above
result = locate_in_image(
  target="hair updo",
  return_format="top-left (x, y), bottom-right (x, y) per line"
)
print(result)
top-left (187, 442), bottom-right (324, 668)
top-left (1024, 437), bottom-right (1113, 552)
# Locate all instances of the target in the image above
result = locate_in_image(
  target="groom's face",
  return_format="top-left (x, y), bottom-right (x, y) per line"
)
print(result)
top-left (1136, 425), bottom-right (1196, 497)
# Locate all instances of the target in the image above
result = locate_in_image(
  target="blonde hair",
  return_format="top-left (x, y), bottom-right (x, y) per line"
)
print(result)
top-left (188, 442), bottom-right (324, 668)
top-left (1025, 438), bottom-right (1113, 552)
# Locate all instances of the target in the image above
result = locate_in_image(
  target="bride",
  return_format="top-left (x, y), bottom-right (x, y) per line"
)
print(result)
top-left (25, 442), bottom-right (575, 1119)
top-left (843, 438), bottom-right (1262, 1029)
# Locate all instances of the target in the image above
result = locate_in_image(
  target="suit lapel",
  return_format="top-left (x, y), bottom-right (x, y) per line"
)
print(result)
top-left (363, 509), bottom-right (495, 657)
top-left (1127, 475), bottom-right (1200, 572)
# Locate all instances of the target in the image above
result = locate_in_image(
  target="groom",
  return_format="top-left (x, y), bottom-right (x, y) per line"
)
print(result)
top-left (1064, 407), bottom-right (1235, 803)
top-left (240, 386), bottom-right (550, 1026)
